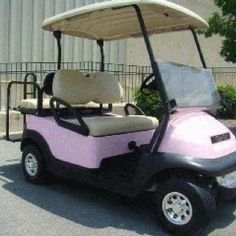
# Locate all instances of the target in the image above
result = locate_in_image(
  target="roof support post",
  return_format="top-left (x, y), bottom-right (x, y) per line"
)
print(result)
top-left (53, 31), bottom-right (62, 70)
top-left (97, 40), bottom-right (105, 72)
top-left (190, 28), bottom-right (207, 68)
top-left (133, 5), bottom-right (169, 109)
top-left (133, 5), bottom-right (170, 153)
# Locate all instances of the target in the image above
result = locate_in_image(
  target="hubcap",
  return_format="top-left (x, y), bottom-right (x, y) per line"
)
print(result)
top-left (24, 153), bottom-right (38, 177)
top-left (162, 192), bottom-right (193, 225)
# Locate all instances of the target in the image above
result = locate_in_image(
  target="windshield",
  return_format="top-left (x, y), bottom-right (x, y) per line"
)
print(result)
top-left (158, 60), bottom-right (221, 108)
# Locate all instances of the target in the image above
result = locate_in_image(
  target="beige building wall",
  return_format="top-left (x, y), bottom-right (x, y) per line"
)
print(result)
top-left (0, 0), bottom-right (127, 64)
top-left (127, 0), bottom-right (235, 67)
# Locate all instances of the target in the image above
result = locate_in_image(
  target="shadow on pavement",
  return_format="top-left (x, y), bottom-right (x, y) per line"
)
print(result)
top-left (1, 161), bottom-right (236, 236)
top-left (204, 199), bottom-right (236, 235)
top-left (0, 161), bottom-right (168, 236)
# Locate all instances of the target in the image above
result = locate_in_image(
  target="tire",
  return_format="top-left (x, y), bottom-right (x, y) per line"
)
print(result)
top-left (22, 145), bottom-right (47, 184)
top-left (153, 178), bottom-right (215, 235)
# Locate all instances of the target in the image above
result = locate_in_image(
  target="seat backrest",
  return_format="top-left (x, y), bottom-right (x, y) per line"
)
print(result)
top-left (52, 70), bottom-right (123, 104)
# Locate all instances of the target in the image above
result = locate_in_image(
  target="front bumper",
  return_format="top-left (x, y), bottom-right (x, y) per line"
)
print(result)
top-left (216, 170), bottom-right (236, 201)
top-left (217, 185), bottom-right (236, 202)
top-left (161, 151), bottom-right (236, 202)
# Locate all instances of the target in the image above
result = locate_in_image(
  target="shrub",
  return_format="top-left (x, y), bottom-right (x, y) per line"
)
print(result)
top-left (134, 89), bottom-right (164, 120)
top-left (134, 85), bottom-right (236, 120)
top-left (217, 85), bottom-right (236, 119)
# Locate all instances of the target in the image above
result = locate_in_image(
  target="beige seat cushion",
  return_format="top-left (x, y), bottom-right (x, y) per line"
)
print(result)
top-left (90, 72), bottom-right (124, 103)
top-left (20, 98), bottom-right (51, 109)
top-left (67, 115), bottom-right (159, 136)
top-left (19, 99), bottom-right (100, 110)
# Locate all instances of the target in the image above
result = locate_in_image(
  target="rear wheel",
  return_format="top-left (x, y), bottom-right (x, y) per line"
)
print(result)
top-left (22, 145), bottom-right (47, 184)
top-left (153, 178), bottom-right (215, 235)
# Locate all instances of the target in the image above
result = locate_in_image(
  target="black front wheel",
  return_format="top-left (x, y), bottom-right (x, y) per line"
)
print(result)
top-left (22, 145), bottom-right (48, 184)
top-left (153, 178), bottom-right (215, 235)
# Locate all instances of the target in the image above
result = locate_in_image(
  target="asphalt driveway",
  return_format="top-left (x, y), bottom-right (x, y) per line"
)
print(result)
top-left (1, 140), bottom-right (236, 236)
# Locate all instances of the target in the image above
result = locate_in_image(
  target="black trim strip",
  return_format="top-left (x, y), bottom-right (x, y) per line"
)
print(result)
top-left (124, 103), bottom-right (145, 116)
top-left (50, 97), bottom-right (89, 136)
top-left (190, 28), bottom-right (207, 68)
top-left (97, 40), bottom-right (105, 72)
top-left (133, 5), bottom-right (170, 154)
top-left (53, 31), bottom-right (62, 70)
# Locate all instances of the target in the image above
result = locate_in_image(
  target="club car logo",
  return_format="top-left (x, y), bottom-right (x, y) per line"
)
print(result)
top-left (211, 133), bottom-right (230, 144)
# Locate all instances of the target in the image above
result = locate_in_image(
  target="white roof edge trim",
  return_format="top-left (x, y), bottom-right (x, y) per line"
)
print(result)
top-left (42, 0), bottom-right (208, 40)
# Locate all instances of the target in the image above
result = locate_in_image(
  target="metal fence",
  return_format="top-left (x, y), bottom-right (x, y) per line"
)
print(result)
top-left (0, 61), bottom-right (236, 110)
top-left (0, 61), bottom-right (151, 110)
top-left (212, 67), bottom-right (236, 86)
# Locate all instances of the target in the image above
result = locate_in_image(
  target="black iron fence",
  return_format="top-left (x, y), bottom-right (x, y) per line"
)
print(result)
top-left (212, 67), bottom-right (236, 86)
top-left (0, 61), bottom-right (236, 110)
top-left (0, 61), bottom-right (152, 110)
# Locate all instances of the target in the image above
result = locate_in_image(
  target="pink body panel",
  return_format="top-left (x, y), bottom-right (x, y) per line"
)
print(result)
top-left (159, 111), bottom-right (236, 159)
top-left (26, 115), bottom-right (155, 168)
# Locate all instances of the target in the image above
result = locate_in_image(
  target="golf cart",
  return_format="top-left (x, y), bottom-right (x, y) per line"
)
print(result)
top-left (18, 0), bottom-right (236, 235)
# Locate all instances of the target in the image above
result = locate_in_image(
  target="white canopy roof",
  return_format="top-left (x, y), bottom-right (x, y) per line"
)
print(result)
top-left (42, 0), bottom-right (208, 41)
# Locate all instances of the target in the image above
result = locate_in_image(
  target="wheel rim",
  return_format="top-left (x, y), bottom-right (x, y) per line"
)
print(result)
top-left (162, 191), bottom-right (193, 225)
top-left (24, 153), bottom-right (38, 177)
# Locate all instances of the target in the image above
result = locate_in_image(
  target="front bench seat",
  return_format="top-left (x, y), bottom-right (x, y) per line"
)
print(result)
top-left (66, 115), bottom-right (159, 137)
top-left (53, 69), bottom-right (159, 136)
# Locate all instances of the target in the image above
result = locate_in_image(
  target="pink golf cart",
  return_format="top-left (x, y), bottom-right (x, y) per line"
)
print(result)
top-left (16, 0), bottom-right (236, 235)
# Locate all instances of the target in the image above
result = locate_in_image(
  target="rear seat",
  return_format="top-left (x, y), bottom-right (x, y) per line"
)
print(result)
top-left (20, 99), bottom-right (99, 110)
top-left (52, 69), bottom-right (159, 136)
top-left (19, 98), bottom-right (131, 116)
top-left (20, 98), bottom-right (50, 109)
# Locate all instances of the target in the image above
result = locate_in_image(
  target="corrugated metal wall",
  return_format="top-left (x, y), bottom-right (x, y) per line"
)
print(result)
top-left (0, 0), bottom-right (127, 64)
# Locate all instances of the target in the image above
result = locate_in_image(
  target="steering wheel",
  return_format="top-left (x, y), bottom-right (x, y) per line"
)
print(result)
top-left (140, 73), bottom-right (157, 94)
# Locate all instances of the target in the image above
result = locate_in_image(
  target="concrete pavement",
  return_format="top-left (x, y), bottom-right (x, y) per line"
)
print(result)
top-left (1, 140), bottom-right (236, 236)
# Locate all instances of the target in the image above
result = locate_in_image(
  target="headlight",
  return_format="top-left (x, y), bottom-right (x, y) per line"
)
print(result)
top-left (217, 170), bottom-right (236, 188)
